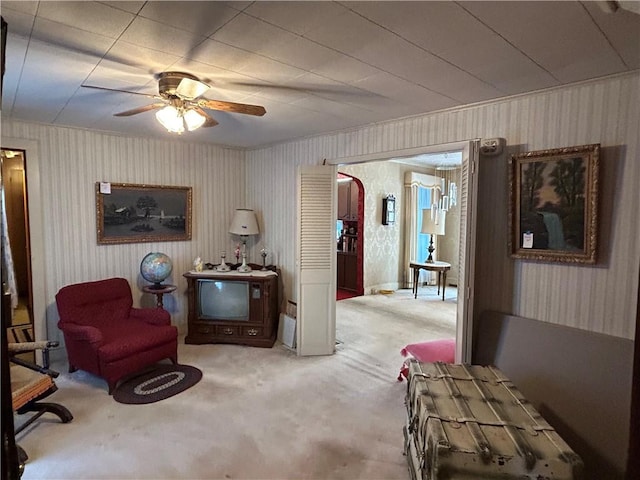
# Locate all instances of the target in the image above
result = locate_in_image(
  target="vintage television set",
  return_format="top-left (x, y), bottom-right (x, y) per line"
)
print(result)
top-left (184, 266), bottom-right (279, 347)
top-left (198, 280), bottom-right (250, 321)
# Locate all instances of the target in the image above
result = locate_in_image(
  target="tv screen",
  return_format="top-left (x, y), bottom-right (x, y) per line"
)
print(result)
top-left (198, 280), bottom-right (249, 321)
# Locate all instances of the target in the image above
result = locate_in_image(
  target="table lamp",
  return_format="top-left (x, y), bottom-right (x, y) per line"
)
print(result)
top-left (421, 209), bottom-right (446, 263)
top-left (229, 208), bottom-right (260, 272)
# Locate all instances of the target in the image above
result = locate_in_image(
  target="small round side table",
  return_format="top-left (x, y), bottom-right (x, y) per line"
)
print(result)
top-left (142, 284), bottom-right (177, 309)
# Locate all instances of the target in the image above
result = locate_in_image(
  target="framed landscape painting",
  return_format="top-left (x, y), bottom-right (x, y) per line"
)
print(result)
top-left (509, 144), bottom-right (599, 264)
top-left (96, 182), bottom-right (192, 245)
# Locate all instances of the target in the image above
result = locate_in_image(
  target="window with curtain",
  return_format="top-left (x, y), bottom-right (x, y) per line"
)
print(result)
top-left (403, 171), bottom-right (439, 288)
top-left (416, 187), bottom-right (432, 264)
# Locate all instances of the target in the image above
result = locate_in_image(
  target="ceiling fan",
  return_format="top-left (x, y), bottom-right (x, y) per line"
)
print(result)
top-left (82, 71), bottom-right (266, 133)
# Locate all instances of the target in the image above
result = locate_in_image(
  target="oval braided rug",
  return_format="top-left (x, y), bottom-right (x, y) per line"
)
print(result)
top-left (113, 364), bottom-right (202, 404)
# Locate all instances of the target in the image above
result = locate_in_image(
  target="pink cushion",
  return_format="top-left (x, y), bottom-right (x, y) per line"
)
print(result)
top-left (397, 338), bottom-right (455, 381)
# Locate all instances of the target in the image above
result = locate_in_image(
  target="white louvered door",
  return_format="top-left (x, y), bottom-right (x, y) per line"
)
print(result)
top-left (296, 164), bottom-right (337, 356)
top-left (456, 140), bottom-right (480, 363)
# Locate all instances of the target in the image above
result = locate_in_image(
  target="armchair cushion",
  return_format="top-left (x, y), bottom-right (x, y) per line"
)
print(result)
top-left (57, 323), bottom-right (103, 344)
top-left (56, 277), bottom-right (178, 393)
top-left (71, 300), bottom-right (131, 328)
top-left (130, 306), bottom-right (171, 326)
top-left (97, 323), bottom-right (177, 363)
top-left (11, 365), bottom-right (55, 411)
top-left (57, 280), bottom-right (132, 329)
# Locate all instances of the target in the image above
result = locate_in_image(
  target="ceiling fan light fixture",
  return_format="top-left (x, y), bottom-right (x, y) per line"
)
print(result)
top-left (184, 109), bottom-right (206, 131)
top-left (177, 78), bottom-right (210, 100)
top-left (85, 71), bottom-right (264, 131)
top-left (156, 105), bottom-right (185, 134)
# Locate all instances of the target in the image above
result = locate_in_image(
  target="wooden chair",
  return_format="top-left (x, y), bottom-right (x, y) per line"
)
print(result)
top-left (8, 340), bottom-right (73, 472)
top-left (10, 341), bottom-right (73, 428)
top-left (2, 288), bottom-right (21, 479)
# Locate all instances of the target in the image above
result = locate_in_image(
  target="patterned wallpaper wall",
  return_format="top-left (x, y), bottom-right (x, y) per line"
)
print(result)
top-left (2, 123), bottom-right (246, 340)
top-left (338, 161), bottom-right (436, 293)
top-left (247, 72), bottom-right (639, 339)
top-left (2, 72), bottom-right (638, 342)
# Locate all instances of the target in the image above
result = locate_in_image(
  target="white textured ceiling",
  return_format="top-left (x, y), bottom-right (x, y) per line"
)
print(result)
top-left (1, 1), bottom-right (638, 149)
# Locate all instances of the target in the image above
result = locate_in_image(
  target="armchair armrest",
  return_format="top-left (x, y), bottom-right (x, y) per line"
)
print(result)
top-left (57, 323), bottom-right (103, 345)
top-left (10, 356), bottom-right (60, 378)
top-left (8, 341), bottom-right (58, 353)
top-left (8, 341), bottom-right (61, 377)
top-left (130, 307), bottom-right (171, 326)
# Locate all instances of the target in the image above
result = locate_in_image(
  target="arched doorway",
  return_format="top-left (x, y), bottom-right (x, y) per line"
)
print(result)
top-left (336, 173), bottom-right (364, 300)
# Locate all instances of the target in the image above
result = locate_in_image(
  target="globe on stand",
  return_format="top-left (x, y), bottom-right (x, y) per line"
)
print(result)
top-left (140, 252), bottom-right (173, 290)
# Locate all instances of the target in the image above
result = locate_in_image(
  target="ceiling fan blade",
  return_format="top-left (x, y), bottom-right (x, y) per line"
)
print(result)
top-left (114, 103), bottom-right (166, 117)
top-left (193, 107), bottom-right (219, 128)
top-left (81, 84), bottom-right (158, 99)
top-left (233, 81), bottom-right (367, 94)
top-left (196, 98), bottom-right (266, 116)
top-left (176, 77), bottom-right (210, 100)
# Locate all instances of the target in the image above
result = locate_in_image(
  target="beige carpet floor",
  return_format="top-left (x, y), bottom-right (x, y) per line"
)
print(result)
top-left (15, 288), bottom-right (456, 480)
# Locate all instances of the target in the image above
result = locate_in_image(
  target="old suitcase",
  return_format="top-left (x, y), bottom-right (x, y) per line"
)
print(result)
top-left (403, 360), bottom-right (583, 479)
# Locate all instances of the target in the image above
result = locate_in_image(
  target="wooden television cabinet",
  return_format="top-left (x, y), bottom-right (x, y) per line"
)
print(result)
top-left (184, 265), bottom-right (279, 347)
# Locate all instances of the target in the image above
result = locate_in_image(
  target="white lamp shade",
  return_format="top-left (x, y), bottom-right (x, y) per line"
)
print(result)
top-left (421, 209), bottom-right (446, 235)
top-left (156, 105), bottom-right (207, 133)
top-left (155, 106), bottom-right (184, 133)
top-left (176, 78), bottom-right (210, 100)
top-left (229, 209), bottom-right (260, 236)
top-left (184, 109), bottom-right (206, 131)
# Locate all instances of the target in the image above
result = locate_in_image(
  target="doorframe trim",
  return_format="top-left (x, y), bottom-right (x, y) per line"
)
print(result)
top-left (325, 139), bottom-right (478, 362)
top-left (1, 138), bottom-right (45, 344)
top-left (325, 142), bottom-right (472, 166)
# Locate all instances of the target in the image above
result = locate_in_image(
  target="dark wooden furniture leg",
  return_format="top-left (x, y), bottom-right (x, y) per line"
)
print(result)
top-left (2, 289), bottom-right (21, 480)
top-left (441, 271), bottom-right (447, 301)
top-left (154, 292), bottom-right (164, 309)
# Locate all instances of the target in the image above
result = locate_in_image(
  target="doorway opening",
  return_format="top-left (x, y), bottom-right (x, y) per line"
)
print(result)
top-left (337, 155), bottom-right (461, 342)
top-left (336, 172), bottom-right (364, 301)
top-left (1, 138), bottom-right (46, 363)
top-left (323, 140), bottom-right (478, 363)
top-left (1, 148), bottom-right (34, 346)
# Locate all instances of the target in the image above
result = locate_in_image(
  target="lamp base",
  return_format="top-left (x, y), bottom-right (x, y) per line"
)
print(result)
top-left (237, 253), bottom-right (252, 273)
top-left (426, 235), bottom-right (435, 263)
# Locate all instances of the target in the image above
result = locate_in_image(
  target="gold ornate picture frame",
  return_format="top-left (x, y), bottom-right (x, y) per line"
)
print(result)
top-left (509, 144), bottom-right (599, 264)
top-left (96, 182), bottom-right (192, 245)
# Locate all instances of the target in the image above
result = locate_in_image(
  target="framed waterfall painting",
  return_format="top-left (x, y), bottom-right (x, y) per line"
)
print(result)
top-left (508, 144), bottom-right (599, 264)
top-left (96, 182), bottom-right (192, 245)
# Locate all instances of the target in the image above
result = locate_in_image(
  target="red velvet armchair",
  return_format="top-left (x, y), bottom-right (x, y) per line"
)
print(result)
top-left (55, 277), bottom-right (178, 394)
